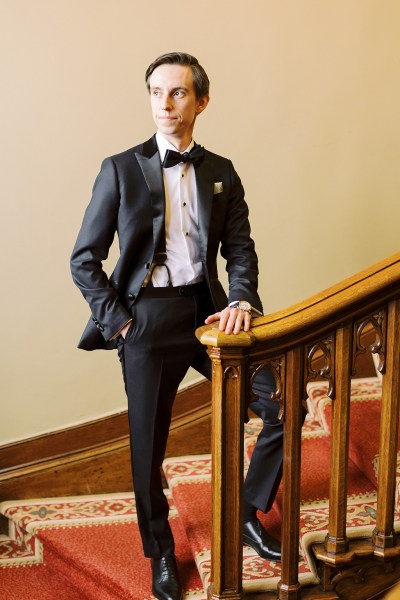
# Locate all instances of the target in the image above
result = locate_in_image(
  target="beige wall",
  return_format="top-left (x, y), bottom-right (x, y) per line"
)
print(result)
top-left (1, 1), bottom-right (399, 444)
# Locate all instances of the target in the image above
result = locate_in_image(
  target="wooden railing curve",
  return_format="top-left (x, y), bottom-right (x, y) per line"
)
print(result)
top-left (197, 252), bottom-right (400, 600)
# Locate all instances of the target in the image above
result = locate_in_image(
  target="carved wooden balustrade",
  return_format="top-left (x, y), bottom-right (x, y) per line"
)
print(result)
top-left (197, 252), bottom-right (400, 600)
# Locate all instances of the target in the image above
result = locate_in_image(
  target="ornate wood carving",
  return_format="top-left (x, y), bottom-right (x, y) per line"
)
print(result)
top-left (352, 308), bottom-right (386, 375)
top-left (248, 356), bottom-right (285, 420)
top-left (315, 541), bottom-right (400, 598)
top-left (305, 335), bottom-right (335, 399)
top-left (224, 365), bottom-right (239, 380)
top-left (330, 555), bottom-right (400, 596)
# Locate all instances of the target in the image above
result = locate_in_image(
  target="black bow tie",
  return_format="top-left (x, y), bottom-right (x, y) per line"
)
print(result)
top-left (162, 145), bottom-right (205, 169)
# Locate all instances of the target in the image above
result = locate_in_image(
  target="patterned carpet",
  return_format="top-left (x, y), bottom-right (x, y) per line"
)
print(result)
top-left (0, 492), bottom-right (204, 599)
top-left (1, 376), bottom-right (398, 599)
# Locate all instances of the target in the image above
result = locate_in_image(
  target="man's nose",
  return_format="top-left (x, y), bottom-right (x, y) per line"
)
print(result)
top-left (160, 94), bottom-right (171, 110)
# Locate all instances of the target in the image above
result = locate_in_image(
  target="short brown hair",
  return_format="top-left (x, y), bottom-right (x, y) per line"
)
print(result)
top-left (145, 52), bottom-right (210, 99)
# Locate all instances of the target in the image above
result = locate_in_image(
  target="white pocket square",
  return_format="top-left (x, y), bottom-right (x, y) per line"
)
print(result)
top-left (213, 182), bottom-right (223, 194)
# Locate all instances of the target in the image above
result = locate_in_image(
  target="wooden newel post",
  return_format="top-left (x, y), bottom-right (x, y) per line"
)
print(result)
top-left (207, 344), bottom-right (247, 600)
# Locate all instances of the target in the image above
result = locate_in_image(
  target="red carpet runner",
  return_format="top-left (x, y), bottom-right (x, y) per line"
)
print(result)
top-left (0, 492), bottom-right (204, 599)
top-left (1, 376), bottom-right (399, 598)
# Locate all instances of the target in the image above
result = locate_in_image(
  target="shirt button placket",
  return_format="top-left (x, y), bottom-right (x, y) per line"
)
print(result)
top-left (180, 164), bottom-right (186, 236)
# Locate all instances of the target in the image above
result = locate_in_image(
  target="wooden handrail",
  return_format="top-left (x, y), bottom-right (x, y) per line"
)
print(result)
top-left (199, 252), bottom-right (400, 350)
top-left (197, 251), bottom-right (400, 600)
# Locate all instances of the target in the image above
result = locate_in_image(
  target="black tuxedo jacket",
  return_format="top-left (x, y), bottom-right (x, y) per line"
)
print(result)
top-left (71, 135), bottom-right (262, 350)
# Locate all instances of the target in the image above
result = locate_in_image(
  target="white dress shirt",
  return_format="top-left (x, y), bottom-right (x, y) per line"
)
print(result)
top-left (152, 132), bottom-right (203, 287)
top-left (110, 133), bottom-right (261, 339)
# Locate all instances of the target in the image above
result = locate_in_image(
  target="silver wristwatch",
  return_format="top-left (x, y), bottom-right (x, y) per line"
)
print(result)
top-left (230, 300), bottom-right (252, 314)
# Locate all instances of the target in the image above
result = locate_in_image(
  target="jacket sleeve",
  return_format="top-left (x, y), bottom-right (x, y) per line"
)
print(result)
top-left (70, 158), bottom-right (132, 341)
top-left (220, 162), bottom-right (263, 314)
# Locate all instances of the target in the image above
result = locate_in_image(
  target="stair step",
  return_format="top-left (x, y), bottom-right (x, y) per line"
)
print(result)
top-left (163, 452), bottom-right (391, 593)
top-left (1, 375), bottom-right (396, 598)
top-left (0, 560), bottom-right (83, 600)
top-left (0, 492), bottom-right (205, 600)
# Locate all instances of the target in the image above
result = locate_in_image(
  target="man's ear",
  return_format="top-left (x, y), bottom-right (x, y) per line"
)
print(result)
top-left (196, 94), bottom-right (210, 115)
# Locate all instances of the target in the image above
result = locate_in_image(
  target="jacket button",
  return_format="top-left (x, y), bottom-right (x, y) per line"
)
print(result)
top-left (99, 326), bottom-right (104, 332)
top-left (145, 262), bottom-right (150, 269)
top-left (128, 293), bottom-right (135, 300)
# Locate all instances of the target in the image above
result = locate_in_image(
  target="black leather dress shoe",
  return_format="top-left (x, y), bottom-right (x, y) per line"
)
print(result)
top-left (243, 518), bottom-right (282, 562)
top-left (151, 552), bottom-right (183, 600)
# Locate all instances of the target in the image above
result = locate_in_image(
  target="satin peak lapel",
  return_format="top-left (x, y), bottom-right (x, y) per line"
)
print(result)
top-left (135, 150), bottom-right (165, 253)
top-left (195, 157), bottom-right (214, 260)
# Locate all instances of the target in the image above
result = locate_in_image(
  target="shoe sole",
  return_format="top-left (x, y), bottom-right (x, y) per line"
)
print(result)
top-left (243, 536), bottom-right (282, 562)
top-left (152, 590), bottom-right (183, 600)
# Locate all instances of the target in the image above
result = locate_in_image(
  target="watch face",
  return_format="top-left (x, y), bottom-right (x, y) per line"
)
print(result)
top-left (239, 301), bottom-right (252, 311)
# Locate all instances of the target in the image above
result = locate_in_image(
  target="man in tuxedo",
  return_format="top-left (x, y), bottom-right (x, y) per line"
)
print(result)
top-left (71, 52), bottom-right (282, 600)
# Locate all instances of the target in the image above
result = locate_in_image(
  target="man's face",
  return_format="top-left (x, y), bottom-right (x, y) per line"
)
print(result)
top-left (149, 64), bottom-right (209, 149)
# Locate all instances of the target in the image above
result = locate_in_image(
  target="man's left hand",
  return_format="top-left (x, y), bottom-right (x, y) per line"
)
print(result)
top-left (205, 306), bottom-right (251, 334)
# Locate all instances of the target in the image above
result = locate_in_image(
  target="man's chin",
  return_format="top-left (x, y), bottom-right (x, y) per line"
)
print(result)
top-left (158, 124), bottom-right (179, 136)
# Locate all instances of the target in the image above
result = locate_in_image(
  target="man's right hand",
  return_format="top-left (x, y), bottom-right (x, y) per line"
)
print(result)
top-left (120, 322), bottom-right (132, 339)
top-left (111, 320), bottom-right (133, 340)
top-left (205, 306), bottom-right (251, 335)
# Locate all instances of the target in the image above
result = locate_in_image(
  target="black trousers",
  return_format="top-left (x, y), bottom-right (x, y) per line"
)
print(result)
top-left (117, 284), bottom-right (283, 558)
